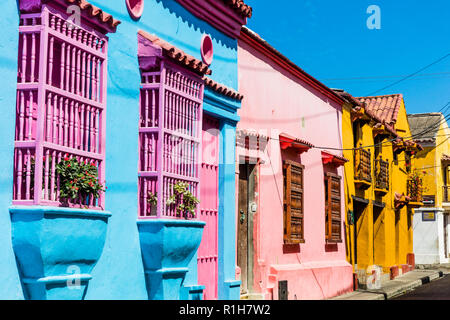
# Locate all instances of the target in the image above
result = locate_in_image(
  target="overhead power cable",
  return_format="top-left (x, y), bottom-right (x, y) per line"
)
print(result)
top-left (254, 100), bottom-right (450, 152)
top-left (365, 52), bottom-right (450, 96)
top-left (322, 71), bottom-right (450, 82)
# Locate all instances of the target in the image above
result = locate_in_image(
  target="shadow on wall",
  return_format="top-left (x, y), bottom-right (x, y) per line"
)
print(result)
top-left (415, 148), bottom-right (433, 160)
top-left (155, 0), bottom-right (237, 50)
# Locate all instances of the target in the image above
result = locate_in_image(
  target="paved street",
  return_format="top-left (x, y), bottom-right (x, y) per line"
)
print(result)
top-left (393, 274), bottom-right (450, 300)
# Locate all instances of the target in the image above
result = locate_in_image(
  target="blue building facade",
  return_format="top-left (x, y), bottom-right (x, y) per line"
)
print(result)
top-left (0, 0), bottom-right (250, 300)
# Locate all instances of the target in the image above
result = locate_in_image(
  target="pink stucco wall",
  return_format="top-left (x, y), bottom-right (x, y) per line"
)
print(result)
top-left (236, 40), bottom-right (353, 300)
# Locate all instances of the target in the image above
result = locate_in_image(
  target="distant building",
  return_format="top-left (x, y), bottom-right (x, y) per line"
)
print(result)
top-left (408, 112), bottom-right (450, 264)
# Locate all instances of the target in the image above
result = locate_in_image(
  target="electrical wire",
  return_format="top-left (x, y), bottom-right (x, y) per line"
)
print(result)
top-left (365, 52), bottom-right (450, 96)
top-left (322, 71), bottom-right (450, 82)
top-left (254, 100), bottom-right (450, 152)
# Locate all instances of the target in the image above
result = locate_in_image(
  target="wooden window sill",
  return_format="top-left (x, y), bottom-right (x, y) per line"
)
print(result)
top-left (326, 239), bottom-right (343, 244)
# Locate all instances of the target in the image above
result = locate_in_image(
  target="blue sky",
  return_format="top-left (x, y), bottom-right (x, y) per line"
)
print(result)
top-left (244, 0), bottom-right (450, 115)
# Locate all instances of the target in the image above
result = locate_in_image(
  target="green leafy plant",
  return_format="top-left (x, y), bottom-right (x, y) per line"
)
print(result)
top-left (166, 182), bottom-right (200, 219)
top-left (56, 155), bottom-right (105, 204)
top-left (147, 192), bottom-right (158, 206)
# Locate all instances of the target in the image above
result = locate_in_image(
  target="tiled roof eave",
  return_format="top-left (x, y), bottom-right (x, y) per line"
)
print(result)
top-left (138, 30), bottom-right (212, 76)
top-left (44, 0), bottom-right (122, 32)
top-left (357, 94), bottom-right (404, 127)
top-left (203, 77), bottom-right (244, 101)
top-left (222, 0), bottom-right (253, 18)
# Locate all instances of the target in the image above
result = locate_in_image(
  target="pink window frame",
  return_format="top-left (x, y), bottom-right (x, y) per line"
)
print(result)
top-left (137, 40), bottom-right (204, 219)
top-left (12, 4), bottom-right (109, 210)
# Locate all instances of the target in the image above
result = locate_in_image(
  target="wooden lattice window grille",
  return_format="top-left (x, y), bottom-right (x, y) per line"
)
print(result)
top-left (13, 4), bottom-right (109, 209)
top-left (137, 40), bottom-right (204, 219)
top-left (354, 147), bottom-right (372, 183)
top-left (283, 160), bottom-right (305, 244)
top-left (374, 157), bottom-right (389, 191)
top-left (324, 172), bottom-right (342, 242)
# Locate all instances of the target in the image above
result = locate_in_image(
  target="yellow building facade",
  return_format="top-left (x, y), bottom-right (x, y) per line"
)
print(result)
top-left (337, 91), bottom-right (423, 285)
top-left (408, 113), bottom-right (450, 264)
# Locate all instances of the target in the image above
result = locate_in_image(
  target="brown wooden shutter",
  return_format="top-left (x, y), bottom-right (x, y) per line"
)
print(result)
top-left (283, 160), bottom-right (305, 244)
top-left (325, 172), bottom-right (342, 242)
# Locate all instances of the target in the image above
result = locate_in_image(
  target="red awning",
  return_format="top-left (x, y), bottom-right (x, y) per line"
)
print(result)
top-left (321, 151), bottom-right (348, 167)
top-left (279, 133), bottom-right (314, 153)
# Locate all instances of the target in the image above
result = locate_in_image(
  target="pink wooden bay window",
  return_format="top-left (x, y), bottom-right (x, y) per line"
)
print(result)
top-left (137, 32), bottom-right (206, 219)
top-left (12, 2), bottom-right (115, 209)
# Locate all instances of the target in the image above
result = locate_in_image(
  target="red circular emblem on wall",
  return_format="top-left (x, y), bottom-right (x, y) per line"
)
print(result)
top-left (126, 0), bottom-right (144, 20)
top-left (201, 35), bottom-right (214, 66)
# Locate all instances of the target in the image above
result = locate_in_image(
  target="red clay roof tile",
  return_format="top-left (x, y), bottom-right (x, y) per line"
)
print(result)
top-left (334, 89), bottom-right (399, 137)
top-left (65, 0), bottom-right (121, 30)
top-left (138, 30), bottom-right (212, 76)
top-left (358, 94), bottom-right (404, 126)
top-left (222, 0), bottom-right (252, 18)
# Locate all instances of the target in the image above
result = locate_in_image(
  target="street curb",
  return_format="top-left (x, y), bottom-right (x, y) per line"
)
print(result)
top-left (357, 270), bottom-right (443, 300)
top-left (329, 270), bottom-right (445, 300)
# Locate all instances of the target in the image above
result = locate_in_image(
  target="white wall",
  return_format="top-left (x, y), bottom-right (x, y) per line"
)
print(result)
top-left (413, 209), bottom-right (449, 264)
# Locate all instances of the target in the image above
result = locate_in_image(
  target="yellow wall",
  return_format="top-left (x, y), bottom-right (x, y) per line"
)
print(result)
top-left (343, 98), bottom-right (418, 277)
top-left (342, 103), bottom-right (355, 266)
top-left (434, 119), bottom-right (450, 206)
top-left (392, 101), bottom-right (413, 266)
top-left (412, 115), bottom-right (450, 207)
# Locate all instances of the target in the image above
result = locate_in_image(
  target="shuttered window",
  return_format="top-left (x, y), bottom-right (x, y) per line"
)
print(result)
top-left (325, 172), bottom-right (342, 242)
top-left (283, 160), bottom-right (305, 244)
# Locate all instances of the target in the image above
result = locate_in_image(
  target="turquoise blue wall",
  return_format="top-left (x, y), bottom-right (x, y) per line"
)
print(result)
top-left (1, 0), bottom-right (241, 299)
top-left (0, 1), bottom-right (24, 300)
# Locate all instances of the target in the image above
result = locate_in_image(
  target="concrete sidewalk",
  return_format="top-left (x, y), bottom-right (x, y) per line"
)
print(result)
top-left (330, 269), bottom-right (444, 300)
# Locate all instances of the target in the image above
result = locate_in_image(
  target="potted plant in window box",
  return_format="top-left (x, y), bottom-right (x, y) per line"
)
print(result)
top-left (166, 182), bottom-right (200, 219)
top-left (56, 156), bottom-right (106, 208)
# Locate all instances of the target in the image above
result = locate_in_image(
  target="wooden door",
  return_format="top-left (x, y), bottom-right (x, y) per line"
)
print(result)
top-left (238, 164), bottom-right (249, 295)
top-left (197, 115), bottom-right (220, 300)
top-left (353, 202), bottom-right (364, 267)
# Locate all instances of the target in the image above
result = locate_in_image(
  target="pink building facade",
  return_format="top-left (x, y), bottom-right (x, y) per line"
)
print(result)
top-left (236, 27), bottom-right (354, 300)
